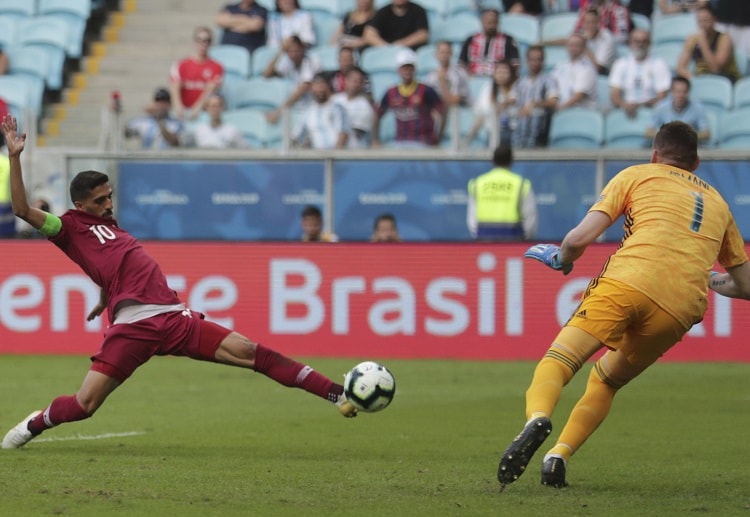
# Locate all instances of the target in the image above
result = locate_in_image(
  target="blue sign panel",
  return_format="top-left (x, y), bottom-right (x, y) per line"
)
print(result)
top-left (117, 161), bottom-right (325, 240)
top-left (333, 159), bottom-right (597, 241)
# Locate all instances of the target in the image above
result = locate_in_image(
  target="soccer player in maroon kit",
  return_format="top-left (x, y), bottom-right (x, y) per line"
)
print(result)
top-left (0, 115), bottom-right (357, 449)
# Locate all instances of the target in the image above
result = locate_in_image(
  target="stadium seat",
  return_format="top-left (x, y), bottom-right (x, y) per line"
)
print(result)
top-left (0, 16), bottom-right (19, 49)
top-left (0, 75), bottom-right (32, 119)
top-left (456, 105), bottom-right (489, 149)
top-left (596, 75), bottom-right (612, 113)
top-left (652, 13), bottom-right (697, 46)
top-left (18, 17), bottom-right (69, 90)
top-left (311, 11), bottom-right (341, 48)
top-left (548, 107), bottom-right (603, 149)
top-left (250, 45), bottom-right (278, 77)
top-left (430, 12), bottom-right (481, 45)
top-left (222, 108), bottom-right (282, 148)
top-left (468, 75), bottom-right (490, 103)
top-left (443, 0), bottom-right (478, 17)
top-left (377, 109), bottom-right (396, 146)
top-left (733, 76), bottom-right (750, 110)
top-left (308, 45), bottom-right (339, 73)
top-left (37, 0), bottom-right (91, 59)
top-left (540, 12), bottom-right (578, 43)
top-left (650, 42), bottom-right (684, 75)
top-left (6, 46), bottom-right (49, 116)
top-left (303, 0), bottom-right (348, 16)
top-left (704, 109), bottom-right (720, 148)
top-left (631, 13), bottom-right (651, 32)
top-left (734, 47), bottom-right (748, 78)
top-left (604, 108), bottom-right (652, 149)
top-left (691, 74), bottom-right (733, 118)
top-left (369, 71), bottom-right (399, 103)
top-left (232, 77), bottom-right (292, 111)
top-left (416, 44), bottom-right (438, 77)
top-left (542, 45), bottom-right (568, 73)
top-left (500, 14), bottom-right (540, 46)
top-left (718, 108), bottom-right (750, 149)
top-left (209, 45), bottom-right (252, 81)
top-left (0, 0), bottom-right (36, 21)
top-left (361, 45), bottom-right (409, 74)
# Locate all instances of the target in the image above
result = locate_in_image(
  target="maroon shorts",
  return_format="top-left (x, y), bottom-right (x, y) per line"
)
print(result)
top-left (90, 308), bottom-right (232, 382)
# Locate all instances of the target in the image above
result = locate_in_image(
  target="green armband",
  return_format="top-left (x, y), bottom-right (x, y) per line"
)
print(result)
top-left (38, 212), bottom-right (62, 237)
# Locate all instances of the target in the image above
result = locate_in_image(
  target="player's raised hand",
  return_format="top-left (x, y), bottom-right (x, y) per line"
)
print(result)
top-left (524, 243), bottom-right (573, 275)
top-left (1, 115), bottom-right (26, 157)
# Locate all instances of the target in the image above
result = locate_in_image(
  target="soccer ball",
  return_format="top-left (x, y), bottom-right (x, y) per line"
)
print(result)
top-left (343, 361), bottom-right (396, 413)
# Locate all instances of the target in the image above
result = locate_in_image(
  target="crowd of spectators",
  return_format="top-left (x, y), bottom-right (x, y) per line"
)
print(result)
top-left (126, 0), bottom-right (750, 151)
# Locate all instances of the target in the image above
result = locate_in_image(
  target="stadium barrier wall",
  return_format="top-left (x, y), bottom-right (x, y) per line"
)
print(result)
top-left (2, 241), bottom-right (749, 362)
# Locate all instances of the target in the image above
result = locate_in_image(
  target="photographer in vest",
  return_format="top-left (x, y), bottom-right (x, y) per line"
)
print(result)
top-left (467, 144), bottom-right (538, 241)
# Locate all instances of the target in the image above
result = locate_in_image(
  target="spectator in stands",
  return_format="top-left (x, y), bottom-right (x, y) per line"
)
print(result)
top-left (0, 49), bottom-right (8, 76)
top-left (553, 34), bottom-right (598, 110)
top-left (362, 0), bottom-right (429, 51)
top-left (292, 73), bottom-right (349, 149)
top-left (263, 35), bottom-right (321, 124)
top-left (467, 144), bottom-right (537, 241)
top-left (371, 213), bottom-right (401, 242)
top-left (609, 29), bottom-right (671, 118)
top-left (714, 0), bottom-right (750, 58)
top-left (124, 88), bottom-right (184, 150)
top-left (579, 8), bottom-right (616, 75)
top-left (677, 3), bottom-right (740, 83)
top-left (574, 0), bottom-right (631, 44)
top-left (185, 94), bottom-right (247, 149)
top-left (326, 46), bottom-right (364, 97)
top-left (330, 0), bottom-right (377, 50)
top-left (215, 0), bottom-right (268, 55)
top-left (332, 66), bottom-right (376, 149)
top-left (645, 75), bottom-right (711, 144)
top-left (656, 0), bottom-right (705, 18)
top-left (465, 60), bottom-right (518, 148)
top-left (267, 0), bottom-right (316, 48)
top-left (300, 205), bottom-right (338, 242)
top-left (459, 8), bottom-right (520, 77)
top-left (514, 45), bottom-right (559, 148)
top-left (423, 41), bottom-right (471, 107)
top-left (502, 0), bottom-right (544, 15)
top-left (169, 27), bottom-right (224, 120)
top-left (372, 49), bottom-right (446, 148)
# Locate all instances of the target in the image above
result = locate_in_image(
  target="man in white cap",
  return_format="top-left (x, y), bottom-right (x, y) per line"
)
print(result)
top-left (372, 48), bottom-right (446, 148)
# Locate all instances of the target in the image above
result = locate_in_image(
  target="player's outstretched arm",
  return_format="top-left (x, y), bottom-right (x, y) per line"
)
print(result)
top-left (710, 262), bottom-right (750, 300)
top-left (1, 115), bottom-right (46, 230)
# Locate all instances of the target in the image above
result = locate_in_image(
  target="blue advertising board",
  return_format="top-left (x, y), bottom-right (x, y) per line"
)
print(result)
top-left (333, 159), bottom-right (597, 241)
top-left (117, 160), bottom-right (325, 240)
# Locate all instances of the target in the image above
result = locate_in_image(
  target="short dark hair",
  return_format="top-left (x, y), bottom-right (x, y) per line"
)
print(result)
top-left (312, 72), bottom-right (331, 87)
top-left (301, 205), bottom-right (322, 219)
top-left (373, 213), bottom-right (397, 230)
top-left (671, 75), bottom-right (691, 90)
top-left (653, 121), bottom-right (698, 169)
top-left (70, 170), bottom-right (109, 203)
top-left (492, 144), bottom-right (513, 167)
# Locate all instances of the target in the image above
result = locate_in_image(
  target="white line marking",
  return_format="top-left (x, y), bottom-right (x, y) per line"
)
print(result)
top-left (35, 431), bottom-right (146, 443)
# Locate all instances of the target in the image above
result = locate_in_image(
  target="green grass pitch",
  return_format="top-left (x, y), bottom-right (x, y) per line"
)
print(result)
top-left (0, 356), bottom-right (748, 516)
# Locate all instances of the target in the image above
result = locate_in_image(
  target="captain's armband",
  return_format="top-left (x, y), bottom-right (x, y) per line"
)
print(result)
top-left (38, 212), bottom-right (62, 237)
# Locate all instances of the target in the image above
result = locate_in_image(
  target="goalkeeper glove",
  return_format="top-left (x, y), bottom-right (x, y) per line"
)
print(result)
top-left (524, 244), bottom-right (573, 275)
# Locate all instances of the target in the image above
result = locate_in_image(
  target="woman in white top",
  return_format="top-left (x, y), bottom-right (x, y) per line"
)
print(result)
top-left (267, 0), bottom-right (316, 48)
top-left (465, 60), bottom-right (518, 148)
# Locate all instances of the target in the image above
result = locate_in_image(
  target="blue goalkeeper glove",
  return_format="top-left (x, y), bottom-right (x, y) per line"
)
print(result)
top-left (524, 244), bottom-right (573, 275)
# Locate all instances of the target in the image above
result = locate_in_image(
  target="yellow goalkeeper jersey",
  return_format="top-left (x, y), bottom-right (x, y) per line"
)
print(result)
top-left (588, 162), bottom-right (748, 329)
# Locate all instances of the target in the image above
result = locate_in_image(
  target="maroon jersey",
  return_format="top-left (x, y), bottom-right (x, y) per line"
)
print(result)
top-left (50, 210), bottom-right (180, 323)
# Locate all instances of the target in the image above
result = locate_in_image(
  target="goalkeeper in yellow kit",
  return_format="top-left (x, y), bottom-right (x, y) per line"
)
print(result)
top-left (497, 121), bottom-right (750, 489)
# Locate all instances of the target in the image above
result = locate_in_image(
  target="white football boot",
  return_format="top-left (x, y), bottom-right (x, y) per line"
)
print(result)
top-left (2, 410), bottom-right (42, 449)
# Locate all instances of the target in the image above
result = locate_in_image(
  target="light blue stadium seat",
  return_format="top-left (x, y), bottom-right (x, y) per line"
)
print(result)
top-left (37, 0), bottom-right (92, 59)
top-left (18, 17), bottom-right (69, 90)
top-left (431, 12), bottom-right (481, 44)
top-left (0, 16), bottom-right (19, 49)
top-left (718, 108), bottom-right (750, 149)
top-left (540, 12), bottom-right (578, 43)
top-left (500, 13), bottom-right (540, 46)
top-left (0, 0), bottom-right (36, 21)
top-left (631, 13), bottom-right (651, 31)
top-left (734, 47), bottom-right (748, 78)
top-left (251, 45), bottom-right (278, 77)
top-left (704, 109), bottom-right (720, 148)
top-left (604, 108), bottom-right (652, 149)
top-left (309, 45), bottom-right (340, 72)
top-left (311, 11), bottom-right (341, 48)
top-left (454, 105), bottom-right (488, 149)
top-left (444, 0), bottom-right (479, 17)
top-left (650, 42), bottom-right (684, 75)
top-left (304, 0), bottom-right (348, 16)
top-left (597, 75), bottom-right (612, 113)
top-left (0, 75), bottom-right (32, 119)
top-left (416, 44), bottom-right (438, 77)
top-left (361, 45), bottom-right (409, 74)
top-left (542, 45), bottom-right (568, 73)
top-left (652, 13), bottom-right (697, 46)
top-left (232, 77), bottom-right (292, 111)
top-left (369, 71), bottom-right (399, 103)
top-left (691, 74), bottom-right (733, 118)
top-left (548, 107), bottom-right (603, 149)
top-left (468, 75), bottom-right (490, 102)
top-left (733, 76), bottom-right (750, 110)
top-left (377, 109), bottom-right (396, 145)
top-left (222, 108), bottom-right (282, 148)
top-left (209, 45), bottom-right (252, 80)
top-left (6, 46), bottom-right (49, 116)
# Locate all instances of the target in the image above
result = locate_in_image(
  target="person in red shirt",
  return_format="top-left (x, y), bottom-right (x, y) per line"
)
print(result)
top-left (169, 26), bottom-right (225, 120)
top-left (0, 115), bottom-right (358, 450)
top-left (574, 0), bottom-right (632, 44)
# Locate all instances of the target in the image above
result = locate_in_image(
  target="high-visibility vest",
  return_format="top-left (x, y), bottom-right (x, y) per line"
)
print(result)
top-left (0, 155), bottom-right (14, 237)
top-left (467, 167), bottom-right (530, 240)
